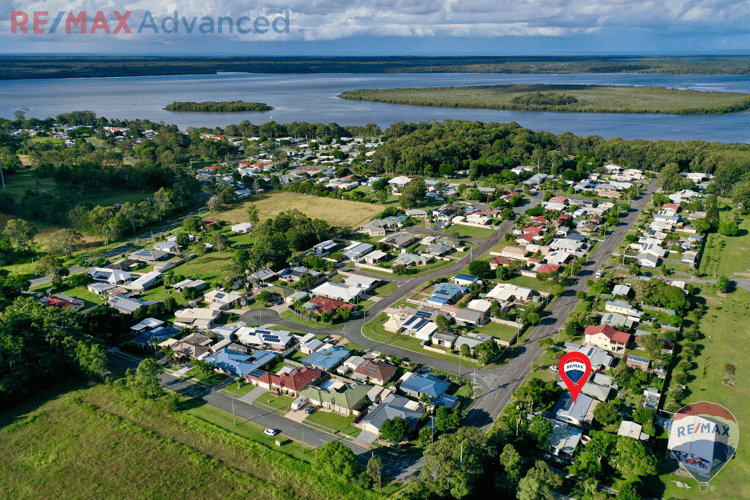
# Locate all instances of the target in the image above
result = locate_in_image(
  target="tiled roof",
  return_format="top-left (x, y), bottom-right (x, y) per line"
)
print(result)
top-left (584, 324), bottom-right (631, 344)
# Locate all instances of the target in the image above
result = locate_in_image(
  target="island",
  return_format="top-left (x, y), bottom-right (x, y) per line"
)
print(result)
top-left (164, 101), bottom-right (272, 112)
top-left (338, 84), bottom-right (750, 115)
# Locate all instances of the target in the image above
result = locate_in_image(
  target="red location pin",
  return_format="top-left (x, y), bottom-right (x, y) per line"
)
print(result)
top-left (559, 352), bottom-right (592, 403)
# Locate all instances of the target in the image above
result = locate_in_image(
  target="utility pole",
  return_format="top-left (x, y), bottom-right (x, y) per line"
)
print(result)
top-left (232, 396), bottom-right (236, 426)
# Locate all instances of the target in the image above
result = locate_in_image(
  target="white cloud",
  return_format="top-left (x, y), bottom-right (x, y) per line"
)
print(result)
top-left (3, 0), bottom-right (749, 46)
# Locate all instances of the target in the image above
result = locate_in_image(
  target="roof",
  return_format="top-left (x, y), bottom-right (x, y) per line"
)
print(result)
top-left (454, 274), bottom-right (480, 283)
top-left (108, 295), bottom-right (157, 314)
top-left (455, 309), bottom-right (484, 323)
top-left (308, 295), bottom-right (356, 313)
top-left (303, 346), bottom-right (351, 371)
top-left (204, 349), bottom-right (277, 378)
top-left (248, 366), bottom-right (322, 392)
top-left (130, 317), bottom-right (165, 332)
top-left (547, 419), bottom-right (583, 456)
top-left (130, 248), bottom-right (168, 261)
top-left (584, 324), bottom-right (631, 344)
top-left (311, 282), bottom-right (364, 302)
top-left (400, 373), bottom-right (450, 398)
top-left (236, 327), bottom-right (294, 349)
top-left (300, 382), bottom-right (370, 410)
top-left (359, 394), bottom-right (423, 432)
top-left (129, 271), bottom-right (162, 289)
top-left (342, 274), bottom-right (380, 289)
top-left (552, 392), bottom-right (595, 426)
top-left (354, 359), bottom-right (398, 383)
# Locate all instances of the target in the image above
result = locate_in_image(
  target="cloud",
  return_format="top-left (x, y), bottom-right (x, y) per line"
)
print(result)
top-left (3, 0), bottom-right (750, 50)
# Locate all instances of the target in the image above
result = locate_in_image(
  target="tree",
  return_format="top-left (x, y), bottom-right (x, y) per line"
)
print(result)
top-left (569, 450), bottom-right (602, 480)
top-left (313, 441), bottom-right (359, 480)
top-left (526, 415), bottom-right (553, 450)
top-left (35, 254), bottom-right (67, 279)
top-left (392, 263), bottom-right (408, 275)
top-left (517, 460), bottom-right (562, 500)
top-left (732, 180), bottom-right (750, 211)
top-left (474, 338), bottom-right (501, 364)
top-left (632, 407), bottom-right (656, 426)
top-left (119, 202), bottom-right (143, 234)
top-left (246, 204), bottom-right (260, 224)
top-left (435, 406), bottom-right (462, 432)
top-left (48, 228), bottom-right (84, 256)
top-left (207, 195), bottom-right (223, 212)
top-left (130, 358), bottom-right (163, 400)
top-left (616, 482), bottom-right (640, 500)
top-left (639, 334), bottom-right (662, 359)
top-left (611, 437), bottom-right (656, 477)
top-left (3, 219), bottom-right (37, 253)
top-left (717, 275), bottom-right (730, 293)
top-left (460, 343), bottom-right (471, 357)
top-left (593, 402), bottom-right (618, 425)
top-left (75, 341), bottom-right (108, 380)
top-left (367, 455), bottom-right (384, 492)
top-left (524, 311), bottom-right (541, 326)
top-left (718, 220), bottom-right (739, 236)
top-left (381, 416), bottom-right (410, 444)
top-left (420, 427), bottom-right (486, 499)
top-left (435, 314), bottom-right (451, 333)
top-left (400, 178), bottom-right (427, 209)
top-left (212, 232), bottom-right (229, 252)
top-left (468, 260), bottom-right (493, 279)
top-left (693, 218), bottom-right (710, 235)
top-left (497, 444), bottom-right (523, 491)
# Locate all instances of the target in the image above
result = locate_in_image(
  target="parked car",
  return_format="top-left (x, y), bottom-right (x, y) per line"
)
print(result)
top-left (305, 406), bottom-right (317, 414)
top-left (263, 428), bottom-right (280, 436)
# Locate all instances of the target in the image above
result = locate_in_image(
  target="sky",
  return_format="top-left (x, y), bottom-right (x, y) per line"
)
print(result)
top-left (3, 0), bottom-right (750, 55)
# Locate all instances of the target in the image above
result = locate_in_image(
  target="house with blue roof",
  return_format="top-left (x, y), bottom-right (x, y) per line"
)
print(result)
top-left (203, 349), bottom-right (277, 378)
top-left (400, 373), bottom-right (451, 399)
top-left (428, 283), bottom-right (467, 306)
top-left (358, 393), bottom-right (425, 437)
top-left (302, 346), bottom-right (351, 372)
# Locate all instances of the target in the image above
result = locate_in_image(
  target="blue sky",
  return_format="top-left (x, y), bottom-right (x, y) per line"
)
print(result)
top-left (3, 0), bottom-right (750, 55)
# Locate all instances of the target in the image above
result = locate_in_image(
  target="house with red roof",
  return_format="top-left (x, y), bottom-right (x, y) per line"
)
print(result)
top-left (584, 325), bottom-right (631, 354)
top-left (533, 216), bottom-right (549, 226)
top-left (549, 196), bottom-right (569, 204)
top-left (246, 367), bottom-right (322, 397)
top-left (515, 233), bottom-right (536, 246)
top-left (523, 226), bottom-right (544, 236)
top-left (489, 256), bottom-right (514, 269)
top-left (662, 203), bottom-right (680, 214)
top-left (537, 264), bottom-right (561, 274)
top-left (307, 296), bottom-right (356, 313)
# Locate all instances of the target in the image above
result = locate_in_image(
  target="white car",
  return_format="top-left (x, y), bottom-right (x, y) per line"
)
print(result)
top-left (263, 428), bottom-right (280, 437)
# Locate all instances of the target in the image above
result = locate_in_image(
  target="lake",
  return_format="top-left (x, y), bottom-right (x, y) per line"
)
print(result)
top-left (3, 72), bottom-right (750, 142)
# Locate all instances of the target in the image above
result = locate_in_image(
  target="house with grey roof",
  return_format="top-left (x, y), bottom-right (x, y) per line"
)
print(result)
top-left (344, 242), bottom-right (375, 260)
top-left (108, 295), bottom-right (157, 315)
top-left (550, 392), bottom-right (598, 429)
top-left (357, 393), bottom-right (424, 437)
top-left (546, 418), bottom-right (583, 458)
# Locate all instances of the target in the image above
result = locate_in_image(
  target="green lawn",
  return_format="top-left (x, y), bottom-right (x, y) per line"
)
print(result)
top-left (699, 209), bottom-right (750, 278)
top-left (650, 288), bottom-right (750, 500)
top-left (473, 322), bottom-right (520, 343)
top-left (222, 382), bottom-right (258, 397)
top-left (30, 283), bottom-right (103, 309)
top-left (305, 411), bottom-right (361, 438)
top-left (370, 281), bottom-right (398, 297)
top-left (186, 368), bottom-right (229, 386)
top-left (259, 393), bottom-right (295, 413)
top-left (504, 274), bottom-right (554, 294)
top-left (141, 285), bottom-right (188, 306)
top-left (167, 251), bottom-right (235, 284)
top-left (362, 313), bottom-right (482, 369)
top-left (448, 225), bottom-right (497, 239)
top-left (280, 311), bottom-right (332, 329)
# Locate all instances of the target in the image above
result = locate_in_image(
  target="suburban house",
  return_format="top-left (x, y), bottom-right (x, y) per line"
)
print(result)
top-left (236, 327), bottom-right (295, 350)
top-left (341, 274), bottom-right (380, 292)
top-left (363, 250), bottom-right (388, 264)
top-left (302, 346), bottom-right (351, 372)
top-left (311, 282), bottom-right (365, 303)
top-left (399, 315), bottom-right (438, 341)
top-left (359, 219), bottom-right (396, 236)
top-left (173, 308), bottom-right (221, 330)
top-left (624, 354), bottom-right (651, 372)
top-left (130, 317), bottom-right (165, 334)
top-left (382, 233), bottom-right (417, 249)
top-left (452, 274), bottom-right (482, 287)
top-left (306, 296), bottom-right (356, 313)
top-left (231, 222), bottom-right (254, 234)
top-left (299, 333), bottom-right (325, 354)
top-left (601, 312), bottom-right (635, 329)
top-left (580, 382), bottom-right (612, 401)
top-left (637, 253), bottom-right (660, 268)
top-left (250, 268), bottom-right (277, 284)
top-left (455, 308), bottom-right (487, 327)
top-left (499, 246), bottom-right (529, 260)
top-left (618, 421), bottom-right (650, 441)
top-left (399, 372), bottom-right (457, 408)
top-left (357, 393), bottom-right (424, 437)
top-left (89, 267), bottom-right (132, 285)
top-left (432, 332), bottom-right (458, 349)
top-left (246, 366), bottom-right (323, 396)
top-left (203, 349), bottom-right (276, 378)
top-left (278, 266), bottom-right (324, 284)
top-left (486, 283), bottom-right (535, 304)
top-left (584, 325), bottom-right (631, 353)
top-left (163, 333), bottom-right (214, 359)
top-left (352, 359), bottom-right (398, 386)
top-left (203, 289), bottom-right (244, 310)
top-left (612, 284), bottom-right (631, 297)
top-left (286, 291), bottom-right (310, 305)
top-left (132, 325), bottom-right (179, 348)
top-left (546, 419), bottom-right (584, 459)
top-left (343, 242), bottom-right (375, 260)
top-left (605, 300), bottom-right (640, 317)
top-left (313, 239), bottom-right (338, 256)
top-left (171, 279), bottom-right (207, 293)
top-left (153, 241), bottom-right (179, 253)
top-left (393, 253), bottom-right (431, 267)
top-left (108, 295), bottom-right (157, 315)
top-left (427, 283), bottom-right (468, 306)
top-left (38, 295), bottom-right (84, 311)
top-left (550, 392), bottom-right (598, 429)
top-left (130, 248), bottom-right (169, 264)
top-left (128, 271), bottom-right (162, 291)
top-left (489, 256), bottom-right (514, 269)
top-left (299, 380), bottom-right (370, 416)
top-left (87, 282), bottom-right (120, 297)
top-left (388, 176), bottom-right (412, 194)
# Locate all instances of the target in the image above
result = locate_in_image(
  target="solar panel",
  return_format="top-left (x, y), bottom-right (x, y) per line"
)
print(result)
top-left (256, 329), bottom-right (270, 335)
top-left (416, 310), bottom-right (431, 319)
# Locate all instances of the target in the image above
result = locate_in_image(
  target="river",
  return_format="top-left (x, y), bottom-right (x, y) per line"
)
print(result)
top-left (3, 72), bottom-right (750, 142)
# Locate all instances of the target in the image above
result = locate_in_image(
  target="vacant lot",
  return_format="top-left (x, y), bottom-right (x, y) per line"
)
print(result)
top-left (340, 84), bottom-right (750, 115)
top-left (653, 288), bottom-right (750, 500)
top-left (216, 192), bottom-right (383, 230)
top-left (0, 383), bottom-right (376, 500)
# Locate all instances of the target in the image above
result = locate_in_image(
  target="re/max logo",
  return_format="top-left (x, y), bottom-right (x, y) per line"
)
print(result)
top-left (10, 11), bottom-right (291, 34)
top-left (676, 423), bottom-right (730, 438)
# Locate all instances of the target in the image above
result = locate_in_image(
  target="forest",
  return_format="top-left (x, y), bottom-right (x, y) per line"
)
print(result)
top-left (164, 101), bottom-right (272, 112)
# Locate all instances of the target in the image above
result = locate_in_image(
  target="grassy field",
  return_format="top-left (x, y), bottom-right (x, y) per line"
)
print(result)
top-left (699, 206), bottom-right (750, 278)
top-left (305, 410), bottom-right (361, 438)
top-left (215, 192), bottom-right (383, 230)
top-left (448, 225), bottom-right (498, 239)
top-left (652, 287), bottom-right (750, 500)
top-left (474, 321), bottom-right (520, 343)
top-left (0, 382), bottom-right (376, 500)
top-left (339, 84), bottom-right (750, 115)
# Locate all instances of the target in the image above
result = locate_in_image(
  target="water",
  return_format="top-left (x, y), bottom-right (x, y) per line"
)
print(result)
top-left (3, 72), bottom-right (750, 142)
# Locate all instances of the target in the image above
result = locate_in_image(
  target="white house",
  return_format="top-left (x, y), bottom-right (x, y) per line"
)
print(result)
top-left (204, 289), bottom-right (244, 310)
top-left (311, 282), bottom-right (365, 303)
top-left (231, 222), bottom-right (254, 234)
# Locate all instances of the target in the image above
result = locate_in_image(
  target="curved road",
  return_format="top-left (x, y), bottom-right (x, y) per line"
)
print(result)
top-left (244, 182), bottom-right (656, 431)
